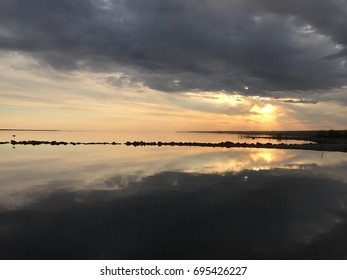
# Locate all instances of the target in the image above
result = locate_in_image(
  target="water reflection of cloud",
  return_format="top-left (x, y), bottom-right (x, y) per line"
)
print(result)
top-left (1, 146), bottom-right (347, 208)
top-left (0, 169), bottom-right (346, 259)
top-left (163, 149), bottom-right (347, 176)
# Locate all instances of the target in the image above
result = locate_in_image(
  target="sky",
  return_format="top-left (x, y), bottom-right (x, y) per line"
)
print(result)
top-left (1, 0), bottom-right (347, 131)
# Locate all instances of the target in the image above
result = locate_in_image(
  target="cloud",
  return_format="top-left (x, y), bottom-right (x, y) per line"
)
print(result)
top-left (278, 98), bottom-right (318, 105)
top-left (0, 0), bottom-right (346, 97)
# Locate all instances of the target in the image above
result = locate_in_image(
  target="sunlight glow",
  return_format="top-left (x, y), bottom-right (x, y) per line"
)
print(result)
top-left (251, 151), bottom-right (273, 163)
top-left (217, 94), bottom-right (247, 106)
top-left (251, 104), bottom-right (274, 115)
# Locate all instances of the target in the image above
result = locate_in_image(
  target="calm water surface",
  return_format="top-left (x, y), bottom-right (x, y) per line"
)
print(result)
top-left (0, 131), bottom-right (347, 259)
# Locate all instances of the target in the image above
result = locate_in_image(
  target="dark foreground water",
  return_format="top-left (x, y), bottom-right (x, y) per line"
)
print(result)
top-left (0, 131), bottom-right (347, 259)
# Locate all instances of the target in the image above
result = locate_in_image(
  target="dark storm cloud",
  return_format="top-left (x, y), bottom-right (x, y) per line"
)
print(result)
top-left (0, 0), bottom-right (346, 95)
top-left (249, 0), bottom-right (347, 47)
top-left (280, 99), bottom-right (318, 105)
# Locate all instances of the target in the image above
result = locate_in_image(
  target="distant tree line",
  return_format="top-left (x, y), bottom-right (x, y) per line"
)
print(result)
top-left (316, 130), bottom-right (347, 138)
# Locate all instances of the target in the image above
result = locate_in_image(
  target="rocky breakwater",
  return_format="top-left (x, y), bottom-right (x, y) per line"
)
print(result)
top-left (124, 141), bottom-right (347, 152)
top-left (1, 140), bottom-right (346, 152)
top-left (9, 140), bottom-right (121, 146)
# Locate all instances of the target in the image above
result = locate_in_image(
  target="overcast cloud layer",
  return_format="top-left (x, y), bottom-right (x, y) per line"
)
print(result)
top-left (1, 0), bottom-right (347, 97)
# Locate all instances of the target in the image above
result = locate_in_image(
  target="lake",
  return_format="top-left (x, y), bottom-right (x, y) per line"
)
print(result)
top-left (0, 131), bottom-right (347, 259)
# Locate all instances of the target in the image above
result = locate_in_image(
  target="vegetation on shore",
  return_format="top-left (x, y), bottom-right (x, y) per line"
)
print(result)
top-left (180, 129), bottom-right (347, 144)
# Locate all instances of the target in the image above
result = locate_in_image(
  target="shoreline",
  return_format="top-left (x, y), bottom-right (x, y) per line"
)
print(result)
top-left (2, 140), bottom-right (347, 152)
top-left (180, 130), bottom-right (347, 144)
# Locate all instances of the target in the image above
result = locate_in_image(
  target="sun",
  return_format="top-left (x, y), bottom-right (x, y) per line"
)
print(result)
top-left (251, 104), bottom-right (274, 115)
top-left (259, 104), bottom-right (274, 114)
top-left (249, 103), bottom-right (277, 126)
